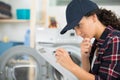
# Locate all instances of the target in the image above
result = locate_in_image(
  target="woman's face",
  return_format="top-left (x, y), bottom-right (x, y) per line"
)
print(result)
top-left (74, 15), bottom-right (96, 39)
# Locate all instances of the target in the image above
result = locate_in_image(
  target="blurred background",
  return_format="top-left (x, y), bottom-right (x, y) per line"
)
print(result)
top-left (0, 0), bottom-right (120, 49)
top-left (0, 0), bottom-right (120, 80)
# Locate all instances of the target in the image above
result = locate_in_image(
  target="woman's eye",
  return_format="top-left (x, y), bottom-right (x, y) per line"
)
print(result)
top-left (76, 24), bottom-right (80, 28)
top-left (74, 24), bottom-right (81, 30)
top-left (77, 24), bottom-right (80, 27)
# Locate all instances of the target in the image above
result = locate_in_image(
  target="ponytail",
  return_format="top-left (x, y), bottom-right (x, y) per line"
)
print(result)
top-left (85, 8), bottom-right (120, 30)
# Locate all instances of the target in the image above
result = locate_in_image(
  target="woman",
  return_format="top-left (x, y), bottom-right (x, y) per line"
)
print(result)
top-left (55, 0), bottom-right (120, 80)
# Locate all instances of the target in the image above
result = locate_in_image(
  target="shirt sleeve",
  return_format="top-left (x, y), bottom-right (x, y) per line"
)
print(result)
top-left (95, 36), bottom-right (120, 80)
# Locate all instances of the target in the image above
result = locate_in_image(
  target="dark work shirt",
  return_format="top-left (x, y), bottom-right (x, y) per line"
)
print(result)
top-left (89, 26), bottom-right (120, 80)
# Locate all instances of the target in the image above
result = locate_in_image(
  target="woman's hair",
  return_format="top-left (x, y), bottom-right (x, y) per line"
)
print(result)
top-left (85, 8), bottom-right (120, 30)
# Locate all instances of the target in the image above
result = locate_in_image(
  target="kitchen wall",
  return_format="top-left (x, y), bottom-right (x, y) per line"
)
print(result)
top-left (47, 6), bottom-right (67, 28)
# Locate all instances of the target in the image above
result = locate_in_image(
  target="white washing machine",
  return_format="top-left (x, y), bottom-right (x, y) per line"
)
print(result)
top-left (35, 28), bottom-right (83, 80)
top-left (0, 46), bottom-right (45, 80)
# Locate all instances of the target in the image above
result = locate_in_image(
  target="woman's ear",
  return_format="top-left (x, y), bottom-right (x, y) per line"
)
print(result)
top-left (92, 14), bottom-right (98, 22)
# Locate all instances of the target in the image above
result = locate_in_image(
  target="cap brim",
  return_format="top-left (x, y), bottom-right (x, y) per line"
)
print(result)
top-left (60, 18), bottom-right (81, 34)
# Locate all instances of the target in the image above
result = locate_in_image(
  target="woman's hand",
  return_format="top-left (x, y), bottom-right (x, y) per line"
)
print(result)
top-left (80, 38), bottom-right (92, 57)
top-left (55, 48), bottom-right (75, 70)
top-left (80, 38), bottom-right (92, 71)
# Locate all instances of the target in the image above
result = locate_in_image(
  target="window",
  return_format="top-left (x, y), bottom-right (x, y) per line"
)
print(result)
top-left (91, 0), bottom-right (120, 5)
top-left (49, 0), bottom-right (71, 6)
top-left (56, 0), bottom-right (71, 6)
top-left (49, 0), bottom-right (120, 6)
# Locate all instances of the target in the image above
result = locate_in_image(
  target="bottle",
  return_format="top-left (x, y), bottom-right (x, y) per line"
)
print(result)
top-left (24, 29), bottom-right (30, 46)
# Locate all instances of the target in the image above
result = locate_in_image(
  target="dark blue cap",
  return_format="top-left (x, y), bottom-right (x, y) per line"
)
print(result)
top-left (60, 0), bottom-right (98, 34)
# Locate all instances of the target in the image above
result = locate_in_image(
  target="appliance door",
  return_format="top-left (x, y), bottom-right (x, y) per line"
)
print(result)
top-left (0, 46), bottom-right (42, 80)
top-left (51, 45), bottom-right (81, 80)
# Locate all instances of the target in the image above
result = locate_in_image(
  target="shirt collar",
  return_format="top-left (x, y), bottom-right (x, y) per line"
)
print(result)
top-left (96, 26), bottom-right (113, 47)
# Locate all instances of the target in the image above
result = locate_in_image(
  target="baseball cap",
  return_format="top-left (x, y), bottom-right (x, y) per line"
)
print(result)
top-left (60, 0), bottom-right (98, 34)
